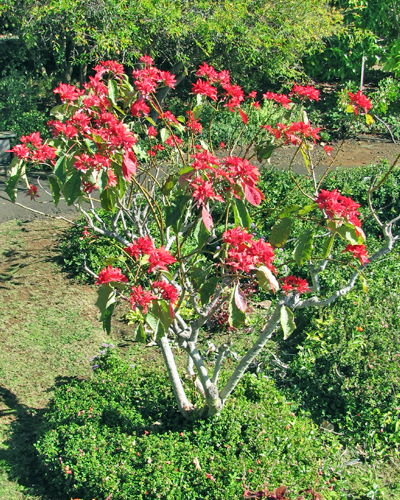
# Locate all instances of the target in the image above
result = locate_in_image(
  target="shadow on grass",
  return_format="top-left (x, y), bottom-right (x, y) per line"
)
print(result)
top-left (0, 377), bottom-right (81, 500)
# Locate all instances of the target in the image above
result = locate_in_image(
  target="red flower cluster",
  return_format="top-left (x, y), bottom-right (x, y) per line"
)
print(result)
top-left (348, 91), bottom-right (372, 115)
top-left (124, 237), bottom-right (176, 274)
top-left (9, 132), bottom-right (56, 163)
top-left (152, 281), bottom-right (179, 317)
top-left (186, 111), bottom-right (203, 134)
top-left (222, 227), bottom-right (275, 273)
top-left (130, 285), bottom-right (157, 313)
top-left (343, 244), bottom-right (369, 265)
top-left (315, 189), bottom-right (361, 227)
top-left (132, 56), bottom-right (176, 96)
top-left (53, 83), bottom-right (84, 103)
top-left (265, 121), bottom-right (320, 146)
top-left (27, 184), bottom-right (39, 200)
top-left (96, 265), bottom-right (129, 285)
top-left (281, 276), bottom-right (310, 295)
top-left (290, 84), bottom-right (319, 102)
top-left (263, 92), bottom-right (292, 109)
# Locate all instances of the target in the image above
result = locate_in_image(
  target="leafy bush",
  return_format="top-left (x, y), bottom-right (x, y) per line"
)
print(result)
top-left (36, 347), bottom-right (350, 500)
top-left (274, 246), bottom-right (400, 455)
top-left (0, 69), bottom-right (51, 142)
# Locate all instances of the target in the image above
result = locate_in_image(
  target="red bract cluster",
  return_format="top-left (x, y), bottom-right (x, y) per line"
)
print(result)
top-left (265, 121), bottom-right (320, 146)
top-left (96, 265), bottom-right (129, 285)
top-left (191, 63), bottom-right (247, 113)
top-left (263, 92), bottom-right (292, 109)
top-left (222, 227), bottom-right (275, 273)
top-left (315, 189), bottom-right (361, 228)
top-left (343, 244), bottom-right (369, 265)
top-left (124, 237), bottom-right (176, 274)
top-left (27, 184), bottom-right (39, 200)
top-left (183, 151), bottom-right (265, 229)
top-left (348, 91), bottom-right (372, 115)
top-left (9, 132), bottom-right (56, 164)
top-left (290, 84), bottom-right (319, 102)
top-left (186, 111), bottom-right (203, 134)
top-left (281, 276), bottom-right (310, 295)
top-left (132, 56), bottom-right (176, 96)
top-left (152, 281), bottom-right (179, 317)
top-left (130, 285), bottom-right (157, 314)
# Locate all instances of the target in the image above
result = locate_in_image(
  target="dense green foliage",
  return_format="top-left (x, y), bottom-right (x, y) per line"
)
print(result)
top-left (305, 0), bottom-right (400, 80)
top-left (36, 347), bottom-right (349, 500)
top-left (0, 0), bottom-right (339, 86)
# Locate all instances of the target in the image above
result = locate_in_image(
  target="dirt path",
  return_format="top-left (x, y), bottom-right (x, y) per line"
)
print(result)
top-left (1, 138), bottom-right (398, 223)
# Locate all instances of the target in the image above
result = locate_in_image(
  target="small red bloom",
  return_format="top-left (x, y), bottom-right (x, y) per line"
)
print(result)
top-left (124, 236), bottom-right (155, 260)
top-left (130, 285), bottom-right (157, 313)
top-left (348, 91), bottom-right (372, 115)
top-left (290, 84), bottom-right (319, 102)
top-left (206, 473), bottom-right (216, 482)
top-left (281, 276), bottom-right (310, 295)
top-left (96, 265), bottom-right (129, 285)
top-left (343, 244), bottom-right (369, 265)
top-left (9, 144), bottom-right (30, 160)
top-left (148, 247), bottom-right (176, 273)
top-left (27, 184), bottom-right (39, 200)
top-left (192, 79), bottom-right (218, 101)
top-left (53, 83), bottom-right (83, 103)
top-left (131, 99), bottom-right (150, 117)
top-left (324, 145), bottom-right (334, 156)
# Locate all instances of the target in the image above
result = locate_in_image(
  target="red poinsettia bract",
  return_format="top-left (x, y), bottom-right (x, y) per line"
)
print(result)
top-left (96, 265), bottom-right (129, 285)
top-left (343, 244), bottom-right (369, 265)
top-left (281, 276), bottom-right (310, 295)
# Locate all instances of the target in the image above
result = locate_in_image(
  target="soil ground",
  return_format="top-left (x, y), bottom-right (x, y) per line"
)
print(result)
top-left (0, 137), bottom-right (399, 223)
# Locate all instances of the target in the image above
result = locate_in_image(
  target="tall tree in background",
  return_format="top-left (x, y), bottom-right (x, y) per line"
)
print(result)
top-left (1, 0), bottom-right (341, 86)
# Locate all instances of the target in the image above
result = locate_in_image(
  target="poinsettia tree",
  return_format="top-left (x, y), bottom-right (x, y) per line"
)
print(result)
top-left (6, 57), bottom-right (399, 418)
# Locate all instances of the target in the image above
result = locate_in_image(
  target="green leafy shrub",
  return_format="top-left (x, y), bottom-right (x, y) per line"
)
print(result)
top-left (36, 347), bottom-right (349, 500)
top-left (0, 69), bottom-right (51, 142)
top-left (275, 249), bottom-right (400, 456)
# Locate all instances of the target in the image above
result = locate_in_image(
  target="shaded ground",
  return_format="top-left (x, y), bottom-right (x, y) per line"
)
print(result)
top-left (1, 138), bottom-right (399, 223)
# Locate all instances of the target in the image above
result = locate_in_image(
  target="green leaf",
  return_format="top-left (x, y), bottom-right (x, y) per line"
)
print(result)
top-left (294, 229), bottom-right (314, 267)
top-left (256, 145), bottom-right (275, 162)
top-left (346, 104), bottom-right (355, 113)
top-left (199, 276), bottom-right (219, 305)
top-left (161, 175), bottom-right (176, 195)
top-left (298, 203), bottom-right (318, 215)
top-left (147, 300), bottom-right (173, 340)
top-left (228, 287), bottom-right (246, 328)
top-left (192, 105), bottom-right (202, 120)
top-left (178, 165), bottom-right (194, 175)
top-left (280, 305), bottom-right (296, 340)
top-left (278, 205), bottom-right (301, 218)
top-left (190, 263), bottom-right (213, 291)
top-left (95, 284), bottom-right (116, 333)
top-left (321, 234), bottom-right (334, 259)
top-left (194, 218), bottom-right (210, 247)
top-left (108, 79), bottom-right (118, 106)
top-left (54, 155), bottom-right (67, 184)
top-left (300, 146), bottom-right (310, 173)
top-left (133, 144), bottom-right (147, 160)
top-left (48, 176), bottom-right (61, 206)
top-left (83, 139), bottom-right (97, 154)
top-left (49, 104), bottom-right (65, 120)
top-left (269, 217), bottom-right (292, 248)
top-left (63, 169), bottom-right (82, 205)
top-left (337, 223), bottom-right (364, 244)
top-left (165, 196), bottom-right (190, 232)
top-left (256, 265), bottom-right (280, 292)
top-left (358, 271), bottom-right (368, 293)
top-left (5, 174), bottom-right (19, 202)
top-left (145, 117), bottom-right (156, 126)
top-left (200, 140), bottom-right (209, 151)
top-left (100, 190), bottom-right (115, 211)
top-left (233, 198), bottom-right (252, 229)
top-left (135, 323), bottom-right (147, 343)
top-left (160, 128), bottom-right (170, 143)
top-left (98, 169), bottom-right (108, 194)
